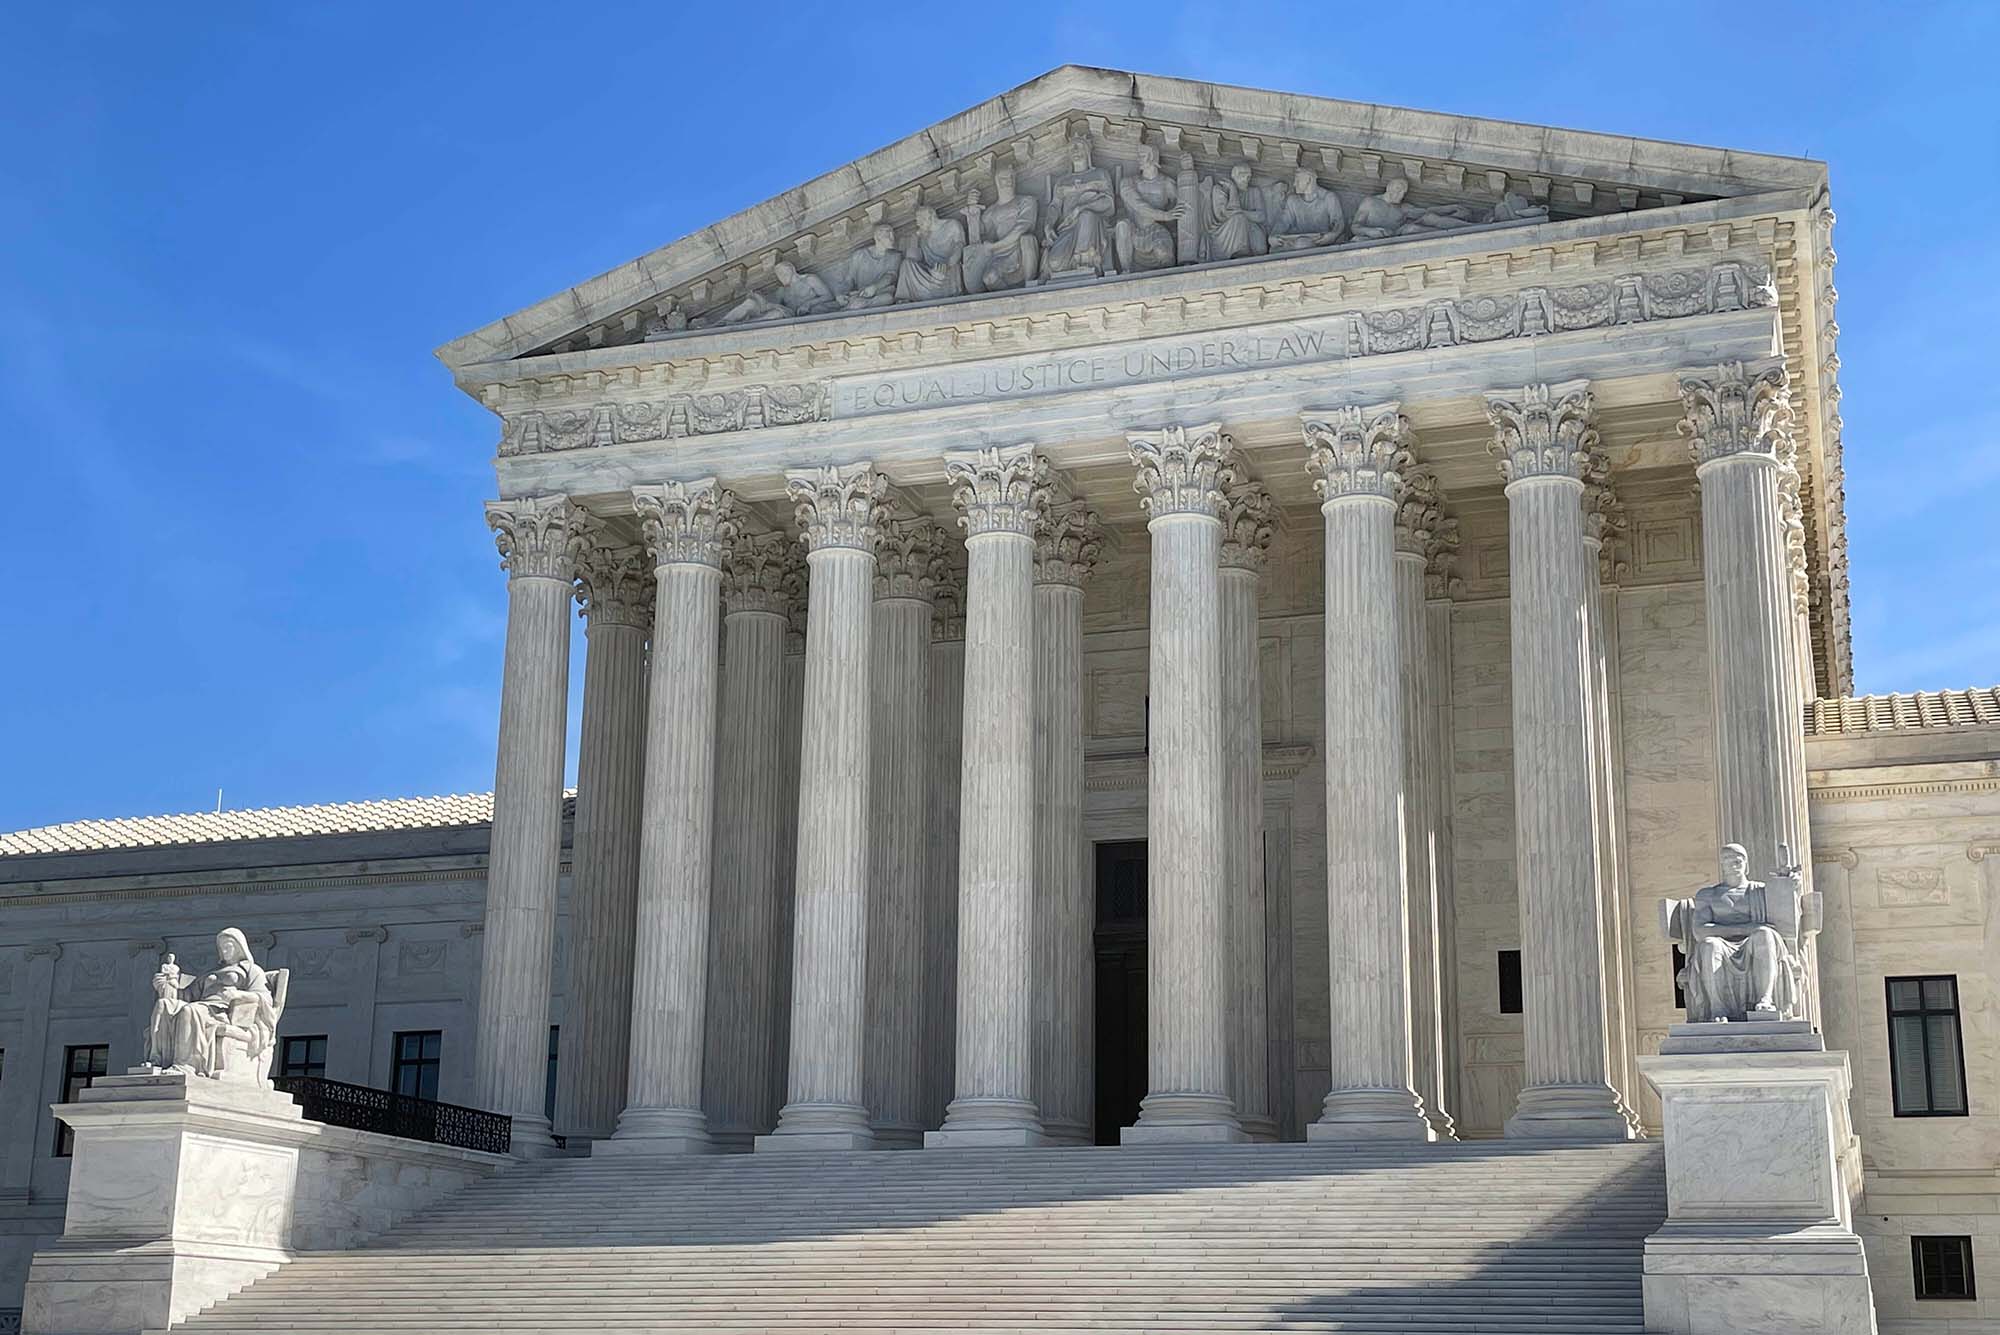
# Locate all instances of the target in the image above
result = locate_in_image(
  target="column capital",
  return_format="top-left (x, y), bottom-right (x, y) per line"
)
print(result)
top-left (574, 542), bottom-right (655, 628)
top-left (1035, 501), bottom-right (1104, 587)
top-left (1677, 359), bottom-right (1794, 469)
top-left (931, 558), bottom-right (968, 640)
top-left (1424, 514), bottom-right (1463, 600)
top-left (1484, 380), bottom-right (1597, 485)
top-left (1394, 467), bottom-right (1445, 559)
top-left (786, 463), bottom-right (889, 553)
top-left (1127, 422), bottom-right (1230, 520)
top-left (876, 514), bottom-right (950, 602)
top-left (1301, 403), bottom-right (1410, 503)
top-left (632, 479), bottom-right (740, 569)
top-left (944, 443), bottom-right (1047, 539)
top-left (722, 530), bottom-right (797, 616)
top-left (1218, 460), bottom-right (1276, 573)
top-left (1583, 459), bottom-right (1631, 585)
top-left (485, 494), bottom-right (598, 582)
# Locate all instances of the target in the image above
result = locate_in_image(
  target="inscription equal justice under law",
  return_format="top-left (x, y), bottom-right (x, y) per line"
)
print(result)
top-left (834, 319), bottom-right (1342, 418)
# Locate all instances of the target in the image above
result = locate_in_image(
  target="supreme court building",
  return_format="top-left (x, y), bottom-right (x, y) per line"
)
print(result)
top-left (4, 67), bottom-right (1996, 1334)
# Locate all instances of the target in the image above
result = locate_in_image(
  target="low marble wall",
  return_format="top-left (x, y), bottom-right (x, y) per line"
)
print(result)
top-left (291, 1124), bottom-right (509, 1254)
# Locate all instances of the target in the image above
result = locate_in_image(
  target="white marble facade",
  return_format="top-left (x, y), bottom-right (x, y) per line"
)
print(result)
top-left (2, 67), bottom-right (1993, 1332)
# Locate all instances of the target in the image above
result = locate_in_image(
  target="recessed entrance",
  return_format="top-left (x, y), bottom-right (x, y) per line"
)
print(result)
top-left (1092, 839), bottom-right (1148, 1145)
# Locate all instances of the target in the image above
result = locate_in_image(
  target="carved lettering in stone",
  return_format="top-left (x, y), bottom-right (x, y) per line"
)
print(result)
top-left (574, 542), bottom-right (655, 629)
top-left (1301, 403), bottom-right (1410, 502)
top-left (1484, 381), bottom-right (1597, 485)
top-left (944, 443), bottom-right (1047, 538)
top-left (485, 495), bottom-right (598, 582)
top-left (632, 479), bottom-right (740, 569)
top-left (1127, 423), bottom-right (1230, 519)
top-left (1034, 501), bottom-right (1103, 587)
top-left (787, 463), bottom-right (889, 554)
top-left (723, 531), bottom-right (797, 616)
top-left (1678, 359), bottom-right (1793, 468)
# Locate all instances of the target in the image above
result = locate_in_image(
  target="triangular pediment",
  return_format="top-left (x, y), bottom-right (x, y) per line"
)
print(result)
top-left (436, 65), bottom-right (1825, 371)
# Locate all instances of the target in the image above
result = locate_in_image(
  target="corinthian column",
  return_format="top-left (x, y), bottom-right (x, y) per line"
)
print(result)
top-left (1122, 423), bottom-right (1242, 1144)
top-left (1301, 406), bottom-right (1431, 1141)
top-left (476, 494), bottom-right (596, 1153)
top-left (1679, 360), bottom-right (1813, 891)
top-left (602, 480), bottom-right (737, 1156)
top-left (760, 463), bottom-right (887, 1152)
top-left (1484, 382), bottom-right (1629, 1140)
top-left (1218, 465), bottom-right (1277, 1143)
top-left (555, 542), bottom-right (652, 1144)
top-left (923, 561), bottom-right (967, 1128)
top-left (929, 443), bottom-right (1048, 1147)
top-left (1395, 466), bottom-right (1456, 1141)
top-left (702, 531), bottom-right (794, 1150)
top-left (866, 513), bottom-right (944, 1148)
top-left (1032, 498), bottom-right (1101, 1147)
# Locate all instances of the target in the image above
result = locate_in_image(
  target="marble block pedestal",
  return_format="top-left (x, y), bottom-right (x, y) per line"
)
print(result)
top-left (1638, 1022), bottom-right (1876, 1335)
top-left (22, 1073), bottom-right (309, 1335)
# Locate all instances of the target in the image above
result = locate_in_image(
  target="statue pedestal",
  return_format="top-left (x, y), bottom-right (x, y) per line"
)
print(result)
top-left (22, 1073), bottom-right (309, 1335)
top-left (1639, 1022), bottom-right (1876, 1335)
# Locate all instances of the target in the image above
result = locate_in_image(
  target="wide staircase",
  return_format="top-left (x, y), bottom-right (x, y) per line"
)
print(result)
top-left (162, 1140), bottom-right (1665, 1334)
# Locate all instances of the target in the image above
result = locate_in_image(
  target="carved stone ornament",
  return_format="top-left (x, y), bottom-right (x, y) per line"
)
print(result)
top-left (930, 556), bottom-right (968, 641)
top-left (1218, 460), bottom-right (1276, 573)
top-left (137, 928), bottom-right (289, 1087)
top-left (1677, 358), bottom-right (1794, 470)
top-left (1424, 513), bottom-right (1463, 600)
top-left (1660, 842), bottom-right (1821, 1023)
top-left (722, 530), bottom-right (797, 615)
top-left (485, 494), bottom-right (598, 582)
top-left (786, 462), bottom-right (889, 554)
top-left (1127, 422), bottom-right (1230, 520)
top-left (1483, 380), bottom-right (1598, 485)
top-left (1034, 501), bottom-right (1104, 587)
top-left (573, 542), bottom-right (655, 628)
top-left (1583, 470), bottom-right (1632, 584)
top-left (944, 443), bottom-right (1048, 539)
top-left (1300, 403), bottom-right (1411, 502)
top-left (875, 514), bottom-right (950, 601)
top-left (781, 544), bottom-right (810, 650)
top-left (632, 479), bottom-right (740, 569)
top-left (1394, 467), bottom-right (1445, 558)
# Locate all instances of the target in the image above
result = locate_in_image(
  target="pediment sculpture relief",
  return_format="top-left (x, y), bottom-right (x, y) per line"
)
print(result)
top-left (676, 134), bottom-right (1570, 333)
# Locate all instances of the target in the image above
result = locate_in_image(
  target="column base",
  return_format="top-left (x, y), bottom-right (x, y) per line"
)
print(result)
top-left (506, 1111), bottom-right (563, 1158)
top-left (705, 1124), bottom-right (760, 1154)
top-left (1120, 1092), bottom-right (1245, 1145)
top-left (1238, 1114), bottom-right (1281, 1144)
top-left (870, 1121), bottom-right (926, 1150)
top-left (595, 1106), bottom-right (713, 1157)
top-left (1506, 1082), bottom-right (1635, 1140)
top-left (756, 1100), bottom-right (878, 1153)
top-left (1425, 1108), bottom-right (1460, 1142)
top-left (1310, 1087), bottom-right (1435, 1142)
top-left (1039, 1118), bottom-right (1094, 1147)
top-left (927, 1097), bottom-right (1046, 1148)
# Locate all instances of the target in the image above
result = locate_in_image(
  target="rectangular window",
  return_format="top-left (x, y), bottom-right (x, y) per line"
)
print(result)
top-left (279, 1035), bottom-right (328, 1079)
top-left (1497, 950), bottom-right (1523, 1015)
top-left (1672, 944), bottom-right (1687, 1010)
top-left (1912, 1235), bottom-right (1976, 1300)
top-left (1887, 976), bottom-right (1968, 1116)
top-left (544, 1025), bottom-right (560, 1122)
top-left (55, 1044), bottom-right (109, 1155)
top-left (391, 1030), bottom-right (442, 1101)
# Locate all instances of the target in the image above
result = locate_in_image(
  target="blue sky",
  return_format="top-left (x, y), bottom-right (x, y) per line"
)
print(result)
top-left (2, 2), bottom-right (1995, 829)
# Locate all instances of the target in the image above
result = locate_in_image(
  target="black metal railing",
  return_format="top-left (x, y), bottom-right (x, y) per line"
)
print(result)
top-left (273, 1076), bottom-right (512, 1154)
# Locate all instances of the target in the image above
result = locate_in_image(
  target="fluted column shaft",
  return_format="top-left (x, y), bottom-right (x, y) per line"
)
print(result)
top-left (1301, 406), bottom-right (1430, 1141)
top-left (932, 444), bottom-right (1046, 1147)
top-left (1123, 424), bottom-right (1241, 1144)
top-left (702, 531), bottom-right (794, 1150)
top-left (762, 463), bottom-right (886, 1152)
top-left (1394, 546), bottom-right (1453, 1140)
top-left (1485, 382), bottom-right (1629, 1140)
top-left (1582, 535), bottom-right (1639, 1130)
top-left (923, 578), bottom-right (967, 1128)
top-left (866, 521), bottom-right (938, 1147)
top-left (476, 495), bottom-right (592, 1152)
top-left (1218, 472), bottom-right (1276, 1142)
top-left (604, 481), bottom-right (736, 1155)
top-left (1032, 502), bottom-right (1099, 1147)
top-left (554, 545), bottom-right (651, 1143)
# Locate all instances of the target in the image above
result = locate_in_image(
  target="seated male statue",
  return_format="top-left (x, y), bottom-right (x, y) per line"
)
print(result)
top-left (709, 260), bottom-right (836, 326)
top-left (1661, 842), bottom-right (1813, 1022)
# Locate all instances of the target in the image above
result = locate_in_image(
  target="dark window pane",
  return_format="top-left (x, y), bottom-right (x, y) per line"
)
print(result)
top-left (1926, 1017), bottom-right (1966, 1114)
top-left (1890, 979), bottom-right (1923, 1011)
top-left (56, 1043), bottom-right (110, 1156)
top-left (1891, 1015), bottom-right (1931, 1113)
top-left (1497, 950), bottom-right (1523, 1015)
top-left (1913, 1235), bottom-right (1976, 1300)
top-left (1923, 978), bottom-right (1956, 1011)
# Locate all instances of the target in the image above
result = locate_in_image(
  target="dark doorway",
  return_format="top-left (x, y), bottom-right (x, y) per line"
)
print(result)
top-left (1093, 839), bottom-right (1148, 1145)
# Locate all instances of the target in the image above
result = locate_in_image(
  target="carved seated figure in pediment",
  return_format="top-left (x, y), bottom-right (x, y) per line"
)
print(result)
top-left (1041, 132), bottom-right (1116, 280)
top-left (709, 260), bottom-right (837, 326)
top-left (1266, 168), bottom-right (1346, 252)
top-left (840, 225), bottom-right (904, 310)
top-left (141, 928), bottom-right (290, 1086)
top-left (1201, 162), bottom-right (1269, 262)
top-left (962, 166), bottom-right (1039, 293)
top-left (1350, 177), bottom-right (1474, 241)
top-left (1662, 843), bottom-right (1820, 1023)
top-left (1114, 143), bottom-right (1185, 274)
top-left (895, 204), bottom-right (967, 303)
top-left (1487, 190), bottom-right (1550, 225)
